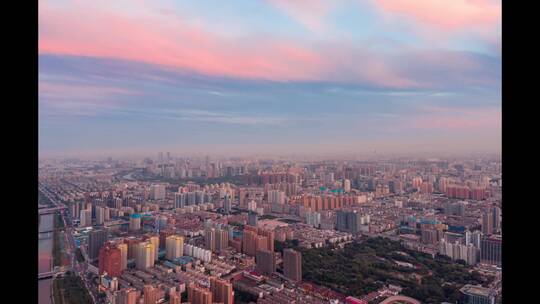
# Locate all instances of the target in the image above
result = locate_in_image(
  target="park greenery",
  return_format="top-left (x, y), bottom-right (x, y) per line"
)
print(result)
top-left (300, 237), bottom-right (487, 304)
top-left (53, 271), bottom-right (93, 304)
top-left (274, 239), bottom-right (300, 253)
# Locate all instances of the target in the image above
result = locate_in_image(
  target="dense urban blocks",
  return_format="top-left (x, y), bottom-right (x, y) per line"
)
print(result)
top-left (39, 155), bottom-right (501, 304)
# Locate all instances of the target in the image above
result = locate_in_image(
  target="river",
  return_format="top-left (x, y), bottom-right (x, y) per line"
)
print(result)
top-left (38, 213), bottom-right (53, 304)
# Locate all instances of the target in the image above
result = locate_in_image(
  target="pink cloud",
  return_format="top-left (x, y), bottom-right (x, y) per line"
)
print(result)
top-left (39, 1), bottom-right (419, 88)
top-left (39, 3), bottom-right (326, 81)
top-left (374, 0), bottom-right (501, 31)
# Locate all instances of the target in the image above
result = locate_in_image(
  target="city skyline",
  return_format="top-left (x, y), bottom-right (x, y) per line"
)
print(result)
top-left (39, 0), bottom-right (501, 157)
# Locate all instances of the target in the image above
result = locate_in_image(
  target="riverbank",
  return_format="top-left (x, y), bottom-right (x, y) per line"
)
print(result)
top-left (52, 212), bottom-right (66, 267)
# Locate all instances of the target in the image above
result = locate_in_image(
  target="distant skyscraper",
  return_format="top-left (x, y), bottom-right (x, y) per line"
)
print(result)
top-left (88, 229), bottom-right (109, 261)
top-left (283, 248), bottom-right (302, 282)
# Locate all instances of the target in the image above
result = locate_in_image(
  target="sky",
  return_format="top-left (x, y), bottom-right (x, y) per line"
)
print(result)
top-left (39, 0), bottom-right (501, 158)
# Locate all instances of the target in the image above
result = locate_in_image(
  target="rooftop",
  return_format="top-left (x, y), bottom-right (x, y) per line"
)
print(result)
top-left (460, 284), bottom-right (495, 298)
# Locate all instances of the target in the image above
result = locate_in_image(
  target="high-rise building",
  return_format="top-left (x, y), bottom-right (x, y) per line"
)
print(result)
top-left (117, 242), bottom-right (128, 271)
top-left (223, 194), bottom-right (231, 214)
top-left (169, 291), bottom-right (181, 304)
top-left (117, 288), bottom-right (139, 304)
top-left (336, 210), bottom-right (363, 233)
top-left (89, 229), bottom-right (109, 261)
top-left (130, 213), bottom-right (142, 231)
top-left (98, 242), bottom-right (122, 277)
top-left (248, 211), bottom-right (258, 227)
top-left (305, 211), bottom-right (321, 228)
top-left (150, 184), bottom-right (166, 200)
top-left (187, 283), bottom-right (213, 304)
top-left (343, 179), bottom-right (351, 192)
top-left (242, 229), bottom-right (258, 256)
top-left (464, 230), bottom-right (472, 246)
top-left (166, 235), bottom-right (184, 260)
top-left (174, 192), bottom-right (186, 209)
top-left (259, 229), bottom-right (274, 252)
top-left (283, 248), bottom-right (302, 282)
top-left (70, 202), bottom-right (81, 222)
top-left (471, 231), bottom-right (483, 248)
top-left (481, 211), bottom-right (493, 235)
top-left (492, 206), bottom-right (501, 232)
top-left (421, 229), bottom-right (439, 245)
top-left (209, 276), bottom-right (234, 304)
top-left (80, 209), bottom-right (92, 227)
top-left (256, 249), bottom-right (276, 275)
top-left (205, 228), bottom-right (216, 252)
top-left (159, 229), bottom-right (176, 250)
top-left (238, 189), bottom-right (247, 208)
top-left (438, 239), bottom-right (479, 265)
top-left (267, 190), bottom-right (285, 205)
top-left (412, 176), bottom-right (423, 189)
top-left (143, 285), bottom-right (159, 304)
top-left (247, 200), bottom-right (257, 212)
top-left (95, 206), bottom-right (105, 225)
top-left (215, 228), bottom-right (229, 254)
top-left (480, 236), bottom-right (502, 266)
top-left (420, 181), bottom-right (433, 194)
top-left (135, 241), bottom-right (155, 270)
top-left (146, 235), bottom-right (160, 261)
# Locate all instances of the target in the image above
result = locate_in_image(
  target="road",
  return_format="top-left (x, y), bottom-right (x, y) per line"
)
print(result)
top-left (39, 185), bottom-right (98, 304)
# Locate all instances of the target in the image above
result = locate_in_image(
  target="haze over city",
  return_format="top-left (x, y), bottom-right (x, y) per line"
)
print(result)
top-left (39, 0), bottom-right (501, 158)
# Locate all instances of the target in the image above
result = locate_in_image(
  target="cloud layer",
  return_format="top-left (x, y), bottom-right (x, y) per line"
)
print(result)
top-left (38, 1), bottom-right (501, 157)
